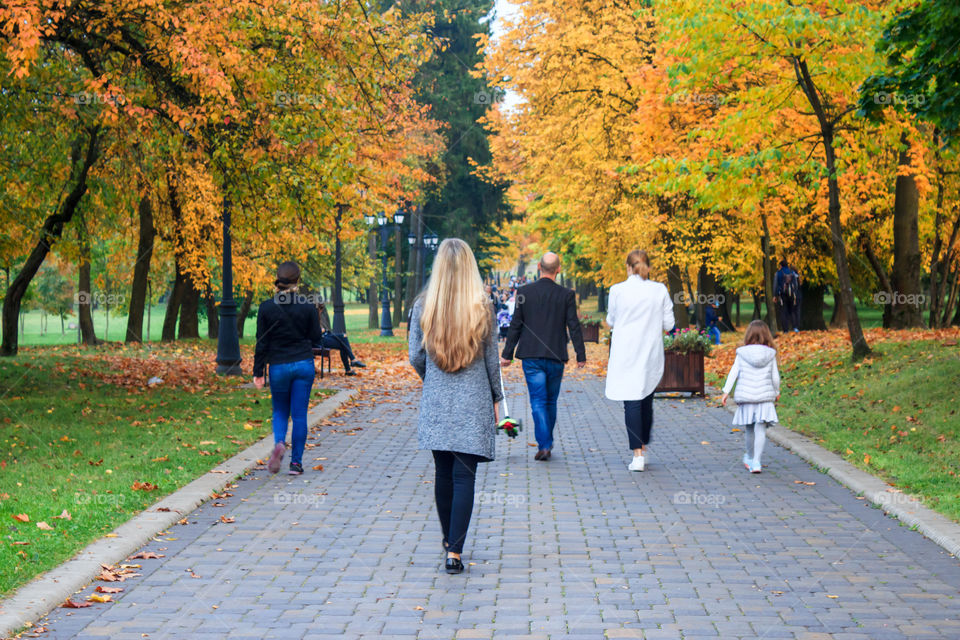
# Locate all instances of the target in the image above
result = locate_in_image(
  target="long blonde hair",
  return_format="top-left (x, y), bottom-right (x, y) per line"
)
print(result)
top-left (420, 238), bottom-right (491, 373)
top-left (626, 249), bottom-right (651, 279)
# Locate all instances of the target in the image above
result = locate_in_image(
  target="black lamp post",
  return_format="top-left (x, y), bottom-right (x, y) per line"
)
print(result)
top-left (365, 209), bottom-right (405, 337)
top-left (408, 231), bottom-right (439, 287)
top-left (216, 197), bottom-right (242, 375)
top-left (331, 203), bottom-right (346, 335)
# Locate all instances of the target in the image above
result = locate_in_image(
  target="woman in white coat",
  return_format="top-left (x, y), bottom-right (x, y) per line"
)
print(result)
top-left (605, 250), bottom-right (675, 471)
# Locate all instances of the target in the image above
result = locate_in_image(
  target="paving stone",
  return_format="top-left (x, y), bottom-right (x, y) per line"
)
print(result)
top-left (32, 376), bottom-right (960, 640)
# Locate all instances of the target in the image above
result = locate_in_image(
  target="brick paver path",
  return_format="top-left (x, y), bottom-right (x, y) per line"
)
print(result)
top-left (36, 373), bottom-right (960, 639)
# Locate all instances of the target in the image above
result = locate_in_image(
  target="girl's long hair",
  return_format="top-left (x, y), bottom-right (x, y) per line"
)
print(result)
top-left (743, 320), bottom-right (776, 349)
top-left (420, 238), bottom-right (492, 373)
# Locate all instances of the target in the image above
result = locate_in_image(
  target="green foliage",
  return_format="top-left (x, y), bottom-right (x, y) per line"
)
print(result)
top-left (404, 0), bottom-right (511, 261)
top-left (859, 0), bottom-right (960, 138)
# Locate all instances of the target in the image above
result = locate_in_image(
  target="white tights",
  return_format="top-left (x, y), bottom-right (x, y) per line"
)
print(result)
top-left (745, 422), bottom-right (769, 464)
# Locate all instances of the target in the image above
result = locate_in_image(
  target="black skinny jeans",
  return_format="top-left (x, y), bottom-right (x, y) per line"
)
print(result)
top-left (432, 450), bottom-right (482, 554)
top-left (624, 392), bottom-right (654, 450)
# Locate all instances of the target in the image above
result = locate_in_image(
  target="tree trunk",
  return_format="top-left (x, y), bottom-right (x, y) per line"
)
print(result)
top-left (237, 289), bottom-right (254, 337)
top-left (368, 231), bottom-right (378, 329)
top-left (829, 288), bottom-right (847, 328)
top-left (77, 259), bottom-right (98, 345)
top-left (889, 131), bottom-right (924, 328)
top-left (799, 281), bottom-right (827, 331)
top-left (929, 207), bottom-right (960, 327)
top-left (125, 192), bottom-right (155, 342)
top-left (795, 58), bottom-right (869, 360)
top-left (597, 284), bottom-right (607, 313)
top-left (667, 264), bottom-right (688, 328)
top-left (161, 266), bottom-right (185, 341)
top-left (178, 276), bottom-right (201, 339)
top-left (862, 235), bottom-right (893, 328)
top-left (752, 290), bottom-right (762, 321)
top-left (204, 282), bottom-right (219, 339)
top-left (1, 127), bottom-right (100, 356)
top-left (760, 214), bottom-right (778, 335)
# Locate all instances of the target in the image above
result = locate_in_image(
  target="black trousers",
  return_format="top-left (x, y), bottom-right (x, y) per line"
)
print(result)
top-left (624, 392), bottom-right (654, 449)
top-left (320, 332), bottom-right (355, 369)
top-left (432, 450), bottom-right (482, 554)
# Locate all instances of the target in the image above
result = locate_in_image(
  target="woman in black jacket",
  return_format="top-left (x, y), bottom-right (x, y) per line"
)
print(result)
top-left (253, 262), bottom-right (323, 475)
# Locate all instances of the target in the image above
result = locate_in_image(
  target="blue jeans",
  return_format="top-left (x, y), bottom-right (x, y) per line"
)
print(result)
top-left (707, 324), bottom-right (721, 345)
top-left (268, 358), bottom-right (316, 465)
top-left (522, 358), bottom-right (565, 451)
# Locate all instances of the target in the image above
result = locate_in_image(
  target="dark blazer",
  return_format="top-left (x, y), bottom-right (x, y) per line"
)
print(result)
top-left (501, 277), bottom-right (586, 363)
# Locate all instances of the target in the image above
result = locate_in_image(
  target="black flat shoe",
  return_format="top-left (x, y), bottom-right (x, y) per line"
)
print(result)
top-left (350, 360), bottom-right (367, 368)
top-left (344, 370), bottom-right (357, 376)
top-left (445, 557), bottom-right (464, 574)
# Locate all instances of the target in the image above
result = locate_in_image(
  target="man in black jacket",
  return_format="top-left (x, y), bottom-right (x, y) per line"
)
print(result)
top-left (501, 252), bottom-right (586, 460)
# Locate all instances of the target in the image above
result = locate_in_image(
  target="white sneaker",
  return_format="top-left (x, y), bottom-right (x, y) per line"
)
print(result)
top-left (750, 460), bottom-right (762, 473)
top-left (743, 454), bottom-right (751, 470)
top-left (628, 455), bottom-right (645, 472)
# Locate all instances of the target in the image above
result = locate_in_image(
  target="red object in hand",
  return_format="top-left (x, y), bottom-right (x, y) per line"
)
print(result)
top-left (497, 417), bottom-right (522, 438)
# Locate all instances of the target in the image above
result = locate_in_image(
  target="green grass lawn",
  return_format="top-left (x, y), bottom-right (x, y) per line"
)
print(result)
top-left (15, 302), bottom-right (407, 347)
top-left (0, 351), bottom-right (331, 596)
top-left (776, 338), bottom-right (960, 522)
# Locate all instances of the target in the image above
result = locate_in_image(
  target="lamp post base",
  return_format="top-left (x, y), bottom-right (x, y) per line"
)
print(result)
top-left (216, 361), bottom-right (244, 376)
top-left (379, 328), bottom-right (394, 337)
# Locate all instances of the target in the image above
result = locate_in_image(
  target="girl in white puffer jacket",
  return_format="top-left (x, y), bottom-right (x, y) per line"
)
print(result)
top-left (721, 320), bottom-right (780, 473)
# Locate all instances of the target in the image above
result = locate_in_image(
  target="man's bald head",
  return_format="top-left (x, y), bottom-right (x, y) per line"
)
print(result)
top-left (539, 252), bottom-right (561, 277)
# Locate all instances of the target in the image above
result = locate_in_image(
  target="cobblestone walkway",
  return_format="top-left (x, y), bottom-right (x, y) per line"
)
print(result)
top-left (35, 373), bottom-right (960, 639)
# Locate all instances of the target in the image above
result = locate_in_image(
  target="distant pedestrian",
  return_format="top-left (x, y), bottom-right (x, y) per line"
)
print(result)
top-left (774, 259), bottom-right (801, 332)
top-left (409, 238), bottom-right (502, 575)
top-left (501, 252), bottom-right (586, 461)
top-left (604, 250), bottom-right (675, 472)
top-left (253, 261), bottom-right (323, 476)
top-left (704, 301), bottom-right (722, 345)
top-left (721, 320), bottom-right (780, 473)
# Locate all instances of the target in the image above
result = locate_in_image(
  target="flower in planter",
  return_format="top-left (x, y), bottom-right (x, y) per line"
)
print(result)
top-left (663, 327), bottom-right (713, 355)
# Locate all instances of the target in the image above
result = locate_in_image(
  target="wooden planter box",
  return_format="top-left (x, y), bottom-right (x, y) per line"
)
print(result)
top-left (656, 350), bottom-right (705, 396)
top-left (581, 323), bottom-right (601, 343)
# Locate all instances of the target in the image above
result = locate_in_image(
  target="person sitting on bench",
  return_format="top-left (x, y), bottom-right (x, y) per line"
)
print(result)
top-left (315, 302), bottom-right (366, 376)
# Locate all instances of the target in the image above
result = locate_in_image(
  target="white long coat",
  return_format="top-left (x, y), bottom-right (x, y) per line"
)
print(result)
top-left (604, 275), bottom-right (676, 401)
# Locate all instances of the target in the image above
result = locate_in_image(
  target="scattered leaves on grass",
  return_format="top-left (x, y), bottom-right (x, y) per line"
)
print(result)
top-left (53, 509), bottom-right (71, 520)
top-left (131, 482), bottom-right (158, 491)
top-left (36, 521), bottom-right (54, 530)
top-left (13, 513), bottom-right (29, 523)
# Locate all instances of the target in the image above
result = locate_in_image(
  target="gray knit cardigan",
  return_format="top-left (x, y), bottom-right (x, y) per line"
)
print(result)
top-left (408, 298), bottom-right (504, 462)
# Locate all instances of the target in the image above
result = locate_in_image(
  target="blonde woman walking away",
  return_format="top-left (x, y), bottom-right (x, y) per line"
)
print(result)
top-left (409, 238), bottom-right (503, 574)
top-left (604, 250), bottom-right (675, 472)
